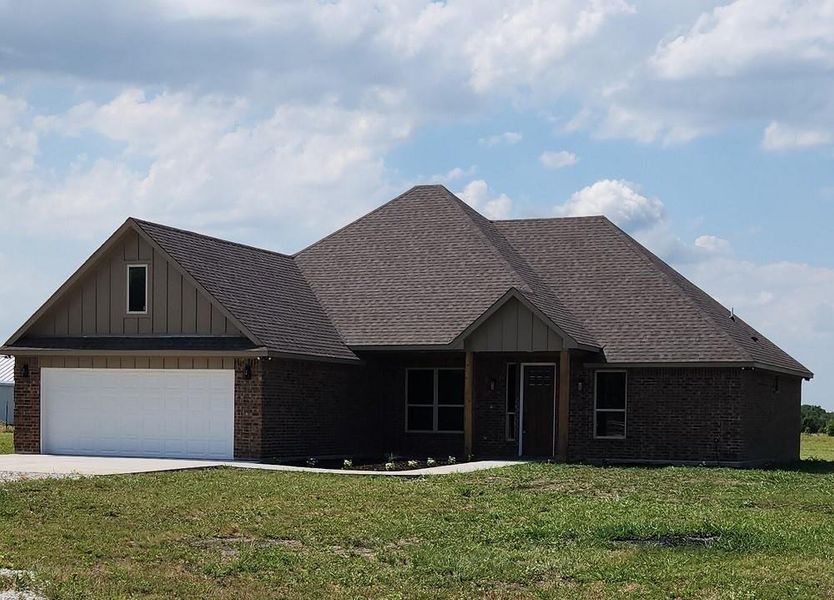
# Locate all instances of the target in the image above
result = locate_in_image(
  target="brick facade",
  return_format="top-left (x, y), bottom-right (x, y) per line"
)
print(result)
top-left (13, 356), bottom-right (40, 453)
top-left (10, 350), bottom-right (802, 465)
top-left (234, 359), bottom-right (264, 460)
top-left (567, 363), bottom-right (801, 465)
top-left (260, 357), bottom-right (375, 460)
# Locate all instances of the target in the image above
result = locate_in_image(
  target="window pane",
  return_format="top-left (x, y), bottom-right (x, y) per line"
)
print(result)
top-left (407, 370), bottom-right (434, 406)
top-left (596, 372), bottom-right (626, 410)
top-left (506, 363), bottom-right (518, 413)
top-left (596, 411), bottom-right (626, 438)
top-left (437, 369), bottom-right (464, 405)
top-left (437, 406), bottom-right (464, 431)
top-left (407, 406), bottom-right (433, 431)
top-left (128, 266), bottom-right (146, 313)
top-left (507, 413), bottom-right (517, 441)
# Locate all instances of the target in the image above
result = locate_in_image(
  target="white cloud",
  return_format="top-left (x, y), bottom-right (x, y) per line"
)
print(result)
top-left (650, 0), bottom-right (834, 81)
top-left (762, 121), bottom-right (833, 151)
top-left (539, 150), bottom-right (579, 169)
top-left (3, 90), bottom-right (412, 247)
top-left (479, 131), bottom-right (522, 147)
top-left (555, 179), bottom-right (664, 231)
top-left (694, 234), bottom-right (732, 254)
top-left (430, 166), bottom-right (477, 184)
top-left (457, 179), bottom-right (513, 220)
top-left (464, 0), bottom-right (635, 93)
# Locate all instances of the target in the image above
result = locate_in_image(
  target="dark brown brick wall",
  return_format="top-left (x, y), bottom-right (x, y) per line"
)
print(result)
top-left (234, 358), bottom-right (263, 460)
top-left (366, 352), bottom-right (466, 458)
top-left (13, 356), bottom-right (40, 453)
top-left (568, 364), bottom-right (801, 465)
top-left (260, 357), bottom-right (377, 460)
top-left (365, 351), bottom-right (561, 459)
top-left (739, 370), bottom-right (801, 464)
top-left (9, 351), bottom-right (802, 465)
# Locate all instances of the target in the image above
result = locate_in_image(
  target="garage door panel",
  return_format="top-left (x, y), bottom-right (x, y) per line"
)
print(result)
top-left (41, 368), bottom-right (234, 459)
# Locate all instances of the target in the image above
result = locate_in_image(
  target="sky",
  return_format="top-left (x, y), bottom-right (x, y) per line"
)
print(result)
top-left (0, 0), bottom-right (832, 407)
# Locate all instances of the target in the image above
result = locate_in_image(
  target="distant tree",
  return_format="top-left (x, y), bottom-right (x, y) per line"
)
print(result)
top-left (801, 405), bottom-right (830, 433)
top-left (826, 420), bottom-right (834, 437)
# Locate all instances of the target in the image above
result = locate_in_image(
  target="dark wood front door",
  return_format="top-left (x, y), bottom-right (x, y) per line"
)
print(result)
top-left (521, 364), bottom-right (556, 457)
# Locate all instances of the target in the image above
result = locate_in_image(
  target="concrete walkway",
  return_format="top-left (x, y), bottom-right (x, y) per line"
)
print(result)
top-left (0, 454), bottom-right (523, 479)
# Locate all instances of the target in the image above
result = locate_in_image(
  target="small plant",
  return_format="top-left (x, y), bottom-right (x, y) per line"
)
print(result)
top-left (385, 452), bottom-right (396, 462)
top-left (467, 454), bottom-right (474, 462)
top-left (407, 459), bottom-right (419, 468)
top-left (343, 458), bottom-right (353, 469)
top-left (426, 457), bottom-right (436, 467)
top-left (306, 457), bottom-right (318, 467)
top-left (384, 462), bottom-right (396, 471)
top-left (447, 455), bottom-right (457, 465)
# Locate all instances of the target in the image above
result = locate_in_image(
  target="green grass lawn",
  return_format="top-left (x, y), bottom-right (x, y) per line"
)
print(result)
top-left (801, 433), bottom-right (834, 461)
top-left (0, 429), bottom-right (12, 454)
top-left (0, 436), bottom-right (832, 598)
top-left (1, 461), bottom-right (834, 599)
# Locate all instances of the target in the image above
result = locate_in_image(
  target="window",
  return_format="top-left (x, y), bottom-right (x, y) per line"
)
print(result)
top-left (595, 371), bottom-right (626, 439)
top-left (506, 363), bottom-right (519, 440)
top-left (406, 368), bottom-right (464, 432)
top-left (126, 264), bottom-right (148, 314)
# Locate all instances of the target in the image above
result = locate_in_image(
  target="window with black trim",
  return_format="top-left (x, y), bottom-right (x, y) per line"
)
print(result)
top-left (506, 363), bottom-right (518, 440)
top-left (127, 264), bottom-right (148, 314)
top-left (595, 371), bottom-right (626, 439)
top-left (406, 368), bottom-right (464, 432)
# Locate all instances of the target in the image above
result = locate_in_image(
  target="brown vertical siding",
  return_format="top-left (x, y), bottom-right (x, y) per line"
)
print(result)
top-left (25, 228), bottom-right (242, 338)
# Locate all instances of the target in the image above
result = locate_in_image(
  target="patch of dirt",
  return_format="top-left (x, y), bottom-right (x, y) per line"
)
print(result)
top-left (274, 457), bottom-right (458, 472)
top-left (0, 472), bottom-right (77, 485)
top-left (192, 535), bottom-right (305, 561)
top-left (612, 534), bottom-right (720, 548)
top-left (194, 535), bottom-right (418, 563)
top-left (0, 568), bottom-right (45, 600)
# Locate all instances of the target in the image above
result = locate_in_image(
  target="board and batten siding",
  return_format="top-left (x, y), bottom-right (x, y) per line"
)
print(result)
top-left (28, 229), bottom-right (242, 338)
top-left (465, 297), bottom-right (564, 352)
top-left (37, 356), bottom-right (236, 369)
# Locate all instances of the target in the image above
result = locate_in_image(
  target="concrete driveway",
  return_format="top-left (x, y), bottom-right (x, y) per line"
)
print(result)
top-left (0, 454), bottom-right (522, 479)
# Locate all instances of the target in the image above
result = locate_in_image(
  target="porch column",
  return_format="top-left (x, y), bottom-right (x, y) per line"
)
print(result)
top-left (464, 351), bottom-right (474, 457)
top-left (558, 350), bottom-right (570, 460)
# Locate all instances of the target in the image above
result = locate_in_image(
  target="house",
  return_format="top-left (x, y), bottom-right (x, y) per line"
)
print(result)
top-left (0, 356), bottom-right (12, 425)
top-left (0, 185), bottom-right (812, 465)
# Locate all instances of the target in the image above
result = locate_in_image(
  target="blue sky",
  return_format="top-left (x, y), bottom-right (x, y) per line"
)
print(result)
top-left (0, 0), bottom-right (832, 406)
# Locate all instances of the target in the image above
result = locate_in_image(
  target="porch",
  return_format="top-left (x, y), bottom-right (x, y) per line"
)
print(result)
top-left (364, 350), bottom-right (581, 460)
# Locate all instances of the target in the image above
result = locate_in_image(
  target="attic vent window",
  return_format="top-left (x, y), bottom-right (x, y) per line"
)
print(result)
top-left (127, 264), bottom-right (148, 314)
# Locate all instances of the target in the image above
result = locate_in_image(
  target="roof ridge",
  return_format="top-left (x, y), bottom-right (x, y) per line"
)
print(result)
top-left (599, 218), bottom-right (752, 362)
top-left (131, 218), bottom-right (292, 260)
top-left (495, 215), bottom-right (610, 223)
top-left (440, 187), bottom-right (533, 293)
top-left (441, 187), bottom-right (597, 347)
top-left (294, 186), bottom-right (432, 257)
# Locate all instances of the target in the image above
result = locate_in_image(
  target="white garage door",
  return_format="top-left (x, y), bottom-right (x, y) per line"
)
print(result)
top-left (41, 368), bottom-right (234, 459)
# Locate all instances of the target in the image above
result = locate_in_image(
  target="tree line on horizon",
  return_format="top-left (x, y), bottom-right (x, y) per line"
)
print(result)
top-left (802, 405), bottom-right (834, 435)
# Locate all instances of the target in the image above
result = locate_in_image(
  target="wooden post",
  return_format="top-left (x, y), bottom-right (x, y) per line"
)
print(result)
top-left (464, 351), bottom-right (474, 457)
top-left (558, 350), bottom-right (570, 461)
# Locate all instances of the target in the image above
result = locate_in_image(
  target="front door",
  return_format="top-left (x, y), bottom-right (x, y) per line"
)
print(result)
top-left (521, 364), bottom-right (556, 457)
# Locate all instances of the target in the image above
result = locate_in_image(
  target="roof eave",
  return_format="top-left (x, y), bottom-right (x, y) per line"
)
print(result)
top-left (583, 360), bottom-right (813, 380)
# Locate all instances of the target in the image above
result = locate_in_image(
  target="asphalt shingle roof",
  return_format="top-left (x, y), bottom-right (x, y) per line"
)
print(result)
top-left (295, 185), bottom-right (596, 348)
top-left (133, 220), bottom-right (357, 361)
top-left (494, 216), bottom-right (811, 375)
top-left (56, 185), bottom-right (807, 376)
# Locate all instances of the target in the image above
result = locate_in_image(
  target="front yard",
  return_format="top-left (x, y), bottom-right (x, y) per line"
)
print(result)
top-left (0, 435), bottom-right (833, 598)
